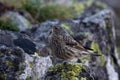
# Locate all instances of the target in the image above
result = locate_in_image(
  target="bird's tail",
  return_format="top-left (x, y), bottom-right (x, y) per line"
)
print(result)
top-left (81, 51), bottom-right (101, 57)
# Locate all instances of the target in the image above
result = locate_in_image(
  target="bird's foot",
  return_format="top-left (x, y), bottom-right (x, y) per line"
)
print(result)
top-left (63, 61), bottom-right (70, 65)
top-left (77, 59), bottom-right (82, 63)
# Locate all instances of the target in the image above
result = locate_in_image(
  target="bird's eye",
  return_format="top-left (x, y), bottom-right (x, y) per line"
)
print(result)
top-left (54, 26), bottom-right (58, 29)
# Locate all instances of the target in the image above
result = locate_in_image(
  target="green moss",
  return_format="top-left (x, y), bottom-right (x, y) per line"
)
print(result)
top-left (61, 23), bottom-right (74, 35)
top-left (49, 63), bottom-right (85, 80)
top-left (73, 3), bottom-right (85, 16)
top-left (6, 61), bottom-right (13, 67)
top-left (26, 76), bottom-right (34, 80)
top-left (61, 77), bottom-right (69, 80)
top-left (91, 42), bottom-right (101, 54)
top-left (22, 3), bottom-right (76, 22)
top-left (19, 62), bottom-right (25, 66)
top-left (117, 47), bottom-right (120, 59)
top-left (81, 56), bottom-right (90, 63)
top-left (86, 0), bottom-right (94, 7)
top-left (91, 42), bottom-right (106, 66)
top-left (32, 52), bottom-right (40, 58)
top-left (37, 5), bottom-right (76, 22)
top-left (22, 0), bottom-right (90, 23)
top-left (80, 77), bottom-right (87, 80)
top-left (29, 62), bottom-right (34, 67)
top-left (71, 77), bottom-right (79, 80)
top-left (0, 20), bottom-right (19, 31)
top-left (0, 73), bottom-right (7, 79)
top-left (22, 0), bottom-right (40, 16)
top-left (95, 1), bottom-right (108, 9)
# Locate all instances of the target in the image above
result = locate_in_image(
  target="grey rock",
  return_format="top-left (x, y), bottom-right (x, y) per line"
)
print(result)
top-left (0, 46), bottom-right (52, 80)
top-left (0, 30), bottom-right (37, 55)
top-left (0, 11), bottom-right (31, 31)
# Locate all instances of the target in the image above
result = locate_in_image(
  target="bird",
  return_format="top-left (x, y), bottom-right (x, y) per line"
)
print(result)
top-left (49, 24), bottom-right (98, 61)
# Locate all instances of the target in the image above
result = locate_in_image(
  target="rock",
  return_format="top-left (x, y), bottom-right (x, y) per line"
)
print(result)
top-left (0, 30), bottom-right (37, 55)
top-left (31, 56), bottom-right (52, 80)
top-left (0, 2), bottom-right (119, 80)
top-left (33, 9), bottom-right (119, 80)
top-left (27, 9), bottom-right (119, 80)
top-left (30, 20), bottom-right (59, 56)
top-left (0, 11), bottom-right (31, 31)
top-left (0, 46), bottom-right (26, 80)
top-left (0, 30), bottom-right (17, 47)
top-left (44, 63), bottom-right (94, 80)
top-left (60, 9), bottom-right (120, 80)
top-left (18, 9), bottom-right (38, 24)
top-left (13, 36), bottom-right (36, 55)
top-left (0, 46), bottom-right (52, 80)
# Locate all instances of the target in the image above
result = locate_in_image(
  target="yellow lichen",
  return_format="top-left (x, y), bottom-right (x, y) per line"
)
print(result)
top-left (49, 63), bottom-right (85, 80)
top-left (6, 61), bottom-right (13, 67)
top-left (91, 42), bottom-right (106, 66)
top-left (29, 62), bottom-right (34, 67)
top-left (80, 77), bottom-right (87, 80)
top-left (117, 47), bottom-right (120, 59)
top-left (61, 23), bottom-right (74, 35)
top-left (73, 3), bottom-right (85, 15)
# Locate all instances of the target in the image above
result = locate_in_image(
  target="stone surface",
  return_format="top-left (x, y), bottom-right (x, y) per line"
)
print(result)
top-left (0, 11), bottom-right (31, 31)
top-left (0, 30), bottom-right (37, 55)
top-left (0, 46), bottom-right (26, 80)
top-left (36, 9), bottom-right (119, 80)
top-left (0, 46), bottom-right (52, 80)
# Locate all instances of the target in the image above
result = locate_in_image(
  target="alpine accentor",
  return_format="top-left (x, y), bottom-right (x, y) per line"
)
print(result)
top-left (49, 24), bottom-right (98, 60)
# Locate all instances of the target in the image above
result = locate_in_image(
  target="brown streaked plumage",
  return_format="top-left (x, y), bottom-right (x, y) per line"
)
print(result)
top-left (49, 24), bottom-right (94, 60)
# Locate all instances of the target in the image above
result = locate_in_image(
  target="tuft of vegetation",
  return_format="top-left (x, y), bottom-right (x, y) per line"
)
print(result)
top-left (1, 0), bottom-right (29, 7)
top-left (21, 0), bottom-right (88, 22)
top-left (22, 0), bottom-right (40, 17)
top-left (22, 4), bottom-right (77, 22)
top-left (37, 5), bottom-right (76, 22)
top-left (0, 19), bottom-right (19, 31)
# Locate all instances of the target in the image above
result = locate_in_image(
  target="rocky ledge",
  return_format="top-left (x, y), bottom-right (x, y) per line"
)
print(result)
top-left (0, 7), bottom-right (120, 80)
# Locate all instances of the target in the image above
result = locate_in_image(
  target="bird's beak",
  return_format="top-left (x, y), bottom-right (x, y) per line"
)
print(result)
top-left (52, 26), bottom-right (55, 29)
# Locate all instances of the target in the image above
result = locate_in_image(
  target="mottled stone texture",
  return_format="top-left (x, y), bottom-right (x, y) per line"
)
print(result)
top-left (0, 45), bottom-right (52, 80)
top-left (60, 9), bottom-right (120, 80)
top-left (0, 8), bottom-right (119, 80)
top-left (43, 9), bottom-right (119, 80)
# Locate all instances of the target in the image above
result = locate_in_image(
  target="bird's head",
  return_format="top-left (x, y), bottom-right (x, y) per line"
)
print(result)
top-left (51, 24), bottom-right (64, 35)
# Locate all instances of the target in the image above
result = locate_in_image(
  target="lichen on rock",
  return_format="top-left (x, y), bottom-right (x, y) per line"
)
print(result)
top-left (0, 46), bottom-right (26, 80)
top-left (44, 63), bottom-right (94, 80)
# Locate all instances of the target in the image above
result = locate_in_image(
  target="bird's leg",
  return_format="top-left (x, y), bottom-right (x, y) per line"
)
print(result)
top-left (51, 57), bottom-right (66, 65)
top-left (77, 59), bottom-right (82, 63)
top-left (63, 60), bottom-right (72, 65)
top-left (63, 58), bottom-right (79, 64)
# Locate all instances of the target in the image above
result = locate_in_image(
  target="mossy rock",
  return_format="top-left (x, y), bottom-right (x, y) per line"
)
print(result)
top-left (0, 47), bottom-right (26, 80)
top-left (45, 63), bottom-right (94, 80)
top-left (0, 19), bottom-right (19, 31)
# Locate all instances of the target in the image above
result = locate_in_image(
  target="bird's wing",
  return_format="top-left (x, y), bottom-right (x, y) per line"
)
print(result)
top-left (63, 35), bottom-right (87, 51)
top-left (65, 45), bottom-right (90, 58)
top-left (65, 45), bottom-right (80, 58)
